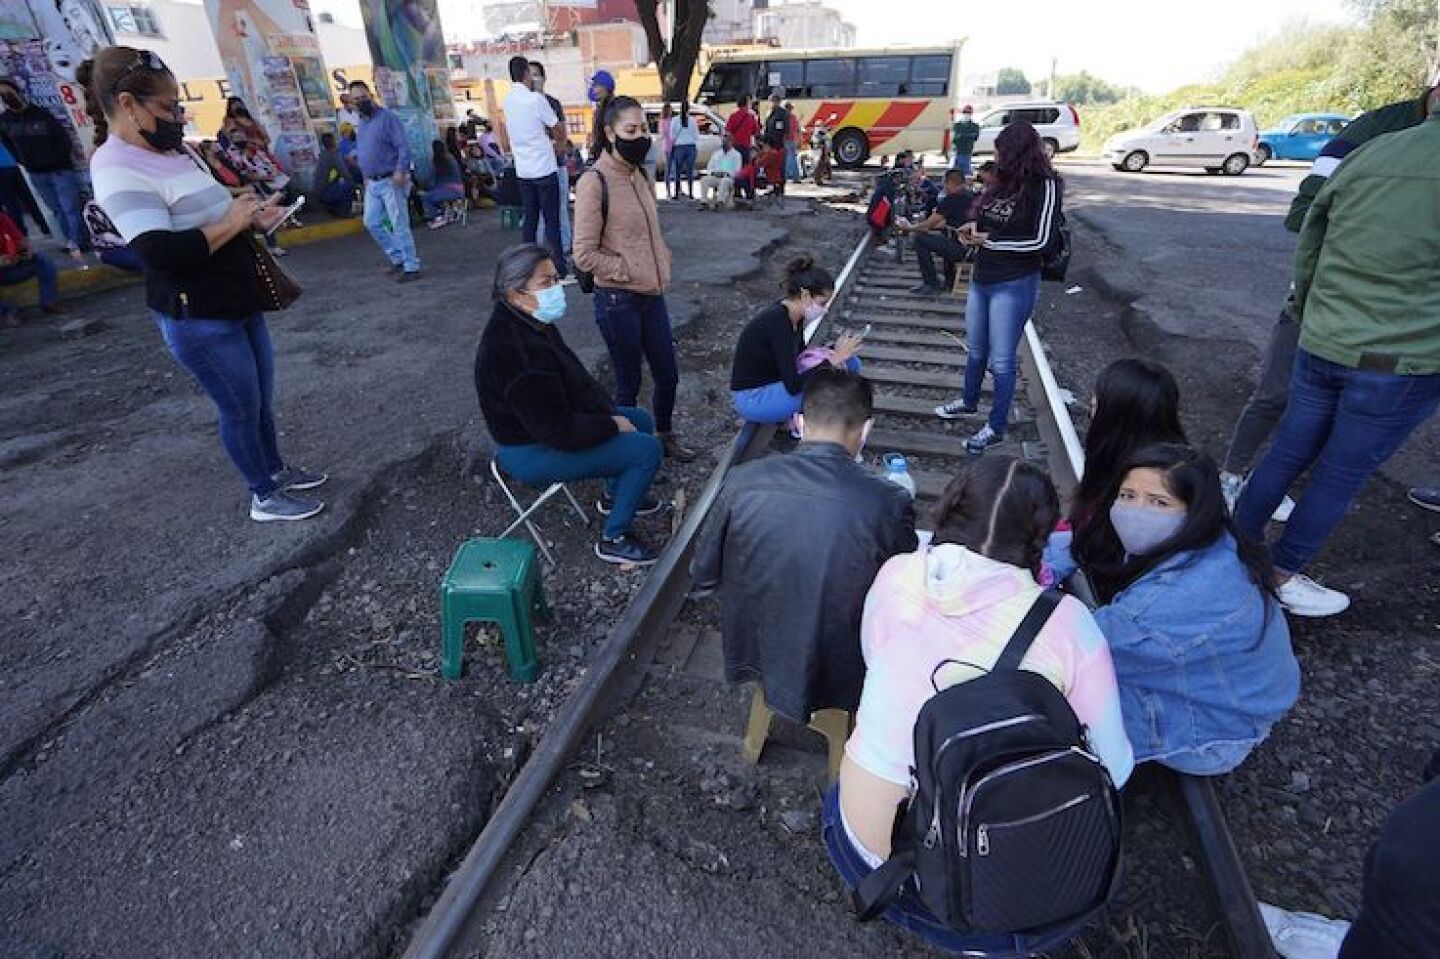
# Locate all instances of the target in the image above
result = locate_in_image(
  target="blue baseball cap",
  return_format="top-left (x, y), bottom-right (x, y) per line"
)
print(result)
top-left (588, 70), bottom-right (615, 102)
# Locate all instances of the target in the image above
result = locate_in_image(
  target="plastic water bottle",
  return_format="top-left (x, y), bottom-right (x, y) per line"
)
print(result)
top-left (882, 453), bottom-right (917, 498)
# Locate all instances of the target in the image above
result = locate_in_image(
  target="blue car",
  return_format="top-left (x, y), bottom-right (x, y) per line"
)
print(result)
top-left (1256, 113), bottom-right (1351, 165)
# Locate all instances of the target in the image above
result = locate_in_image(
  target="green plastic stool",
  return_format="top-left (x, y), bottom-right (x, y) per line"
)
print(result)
top-left (499, 206), bottom-right (522, 229)
top-left (440, 538), bottom-right (548, 682)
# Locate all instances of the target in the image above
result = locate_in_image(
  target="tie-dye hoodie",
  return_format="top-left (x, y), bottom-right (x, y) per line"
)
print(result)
top-left (846, 544), bottom-right (1134, 789)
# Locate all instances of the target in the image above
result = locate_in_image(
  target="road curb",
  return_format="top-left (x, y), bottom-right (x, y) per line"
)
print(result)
top-left (5, 217), bottom-right (366, 309)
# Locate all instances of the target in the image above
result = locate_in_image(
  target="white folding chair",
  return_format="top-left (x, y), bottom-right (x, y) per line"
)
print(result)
top-left (489, 458), bottom-right (589, 566)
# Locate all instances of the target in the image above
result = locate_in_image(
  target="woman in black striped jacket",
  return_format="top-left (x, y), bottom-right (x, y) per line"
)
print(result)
top-left (935, 121), bottom-right (1063, 453)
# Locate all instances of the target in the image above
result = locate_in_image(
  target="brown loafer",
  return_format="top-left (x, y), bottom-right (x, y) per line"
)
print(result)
top-left (659, 432), bottom-right (697, 463)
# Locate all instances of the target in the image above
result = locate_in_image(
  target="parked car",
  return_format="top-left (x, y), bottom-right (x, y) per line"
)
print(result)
top-left (973, 101), bottom-right (1081, 157)
top-left (1105, 107), bottom-right (1260, 175)
top-left (644, 104), bottom-right (728, 174)
top-left (1256, 113), bottom-right (1350, 165)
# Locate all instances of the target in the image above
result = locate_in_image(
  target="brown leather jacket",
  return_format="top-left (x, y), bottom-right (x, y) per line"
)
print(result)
top-left (572, 149), bottom-right (672, 294)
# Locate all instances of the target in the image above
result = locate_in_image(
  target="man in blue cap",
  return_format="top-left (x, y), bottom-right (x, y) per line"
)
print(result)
top-left (587, 70), bottom-right (616, 161)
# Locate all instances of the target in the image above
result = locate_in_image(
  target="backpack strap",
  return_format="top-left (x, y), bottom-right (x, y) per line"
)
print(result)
top-left (993, 590), bottom-right (1062, 673)
top-left (852, 842), bottom-right (916, 921)
top-left (589, 167), bottom-right (608, 229)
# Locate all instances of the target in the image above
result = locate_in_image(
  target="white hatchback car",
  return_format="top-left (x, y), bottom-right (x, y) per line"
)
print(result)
top-left (1105, 108), bottom-right (1260, 175)
top-left (972, 101), bottom-right (1082, 158)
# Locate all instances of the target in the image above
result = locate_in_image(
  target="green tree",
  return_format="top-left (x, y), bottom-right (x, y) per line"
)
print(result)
top-left (1051, 71), bottom-right (1126, 105)
top-left (996, 67), bottom-right (1032, 95)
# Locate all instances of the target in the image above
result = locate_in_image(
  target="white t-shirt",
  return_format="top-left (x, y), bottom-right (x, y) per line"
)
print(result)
top-left (670, 115), bottom-right (699, 147)
top-left (502, 84), bottom-right (559, 180)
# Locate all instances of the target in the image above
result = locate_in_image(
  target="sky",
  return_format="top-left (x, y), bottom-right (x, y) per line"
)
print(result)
top-left (830, 0), bottom-right (1356, 93)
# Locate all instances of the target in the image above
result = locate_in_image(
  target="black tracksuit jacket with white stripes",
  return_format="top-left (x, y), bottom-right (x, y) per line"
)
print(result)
top-left (973, 175), bottom-right (1062, 284)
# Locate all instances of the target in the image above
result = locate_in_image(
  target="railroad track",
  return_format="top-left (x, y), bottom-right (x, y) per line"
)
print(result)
top-left (403, 233), bottom-right (1277, 959)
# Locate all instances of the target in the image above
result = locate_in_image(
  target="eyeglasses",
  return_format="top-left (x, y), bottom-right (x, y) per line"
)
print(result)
top-left (111, 50), bottom-right (167, 94)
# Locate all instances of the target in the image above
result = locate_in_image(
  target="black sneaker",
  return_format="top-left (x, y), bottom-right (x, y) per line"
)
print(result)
top-left (595, 534), bottom-right (659, 566)
top-left (397, 270), bottom-right (423, 283)
top-left (386, 262), bottom-right (403, 275)
top-left (595, 491), bottom-right (665, 516)
top-left (272, 465), bottom-right (328, 491)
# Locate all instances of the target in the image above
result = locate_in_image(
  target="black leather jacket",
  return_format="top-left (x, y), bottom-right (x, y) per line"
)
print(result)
top-left (691, 442), bottom-right (918, 722)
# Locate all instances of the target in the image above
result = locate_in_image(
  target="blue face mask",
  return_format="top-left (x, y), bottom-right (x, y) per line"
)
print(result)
top-left (532, 283), bottom-right (566, 324)
top-left (1109, 502), bottom-right (1186, 557)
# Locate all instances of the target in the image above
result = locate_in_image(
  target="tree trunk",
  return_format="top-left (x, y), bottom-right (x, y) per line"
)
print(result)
top-left (634, 0), bottom-right (710, 103)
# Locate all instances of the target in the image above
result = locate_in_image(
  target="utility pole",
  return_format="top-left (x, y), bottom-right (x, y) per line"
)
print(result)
top-left (1048, 56), bottom-right (1057, 99)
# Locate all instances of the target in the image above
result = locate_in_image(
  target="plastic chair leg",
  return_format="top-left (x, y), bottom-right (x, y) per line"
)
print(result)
top-left (502, 587), bottom-right (540, 683)
top-left (441, 605), bottom-right (466, 680)
top-left (808, 709), bottom-right (853, 785)
top-left (742, 686), bottom-right (773, 765)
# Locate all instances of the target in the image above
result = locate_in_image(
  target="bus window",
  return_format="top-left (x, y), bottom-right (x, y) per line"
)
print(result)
top-left (858, 56), bottom-right (910, 98)
top-left (909, 54), bottom-right (952, 96)
top-left (762, 59), bottom-right (804, 99)
top-left (805, 58), bottom-right (857, 98)
top-left (701, 62), bottom-right (759, 104)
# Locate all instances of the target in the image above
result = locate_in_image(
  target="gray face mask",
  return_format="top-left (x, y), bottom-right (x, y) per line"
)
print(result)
top-left (1109, 503), bottom-right (1185, 557)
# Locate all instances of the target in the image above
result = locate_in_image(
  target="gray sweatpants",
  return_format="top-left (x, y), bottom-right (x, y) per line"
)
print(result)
top-left (1223, 301), bottom-right (1301, 475)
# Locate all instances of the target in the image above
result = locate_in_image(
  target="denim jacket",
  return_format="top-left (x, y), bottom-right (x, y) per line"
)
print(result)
top-left (1046, 531), bottom-right (1300, 775)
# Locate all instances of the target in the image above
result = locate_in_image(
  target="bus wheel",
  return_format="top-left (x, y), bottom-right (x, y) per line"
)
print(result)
top-left (833, 129), bottom-right (870, 168)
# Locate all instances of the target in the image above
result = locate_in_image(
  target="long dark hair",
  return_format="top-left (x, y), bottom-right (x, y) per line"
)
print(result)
top-left (780, 253), bottom-right (834, 299)
top-left (599, 95), bottom-right (643, 154)
top-left (1073, 443), bottom-right (1275, 604)
top-left (1071, 358), bottom-right (1187, 525)
top-left (931, 456), bottom-right (1060, 578)
top-left (990, 120), bottom-right (1058, 198)
top-left (679, 99), bottom-right (691, 128)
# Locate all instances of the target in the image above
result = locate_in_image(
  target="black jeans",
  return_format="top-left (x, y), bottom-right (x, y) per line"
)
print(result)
top-left (520, 172), bottom-right (567, 276)
top-left (593, 287), bottom-right (679, 433)
top-left (1222, 301), bottom-right (1300, 474)
top-left (1340, 773), bottom-right (1440, 958)
top-left (914, 231), bottom-right (966, 289)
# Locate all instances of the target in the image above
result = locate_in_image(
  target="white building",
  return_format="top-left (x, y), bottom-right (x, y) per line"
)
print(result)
top-left (754, 0), bottom-right (855, 50)
top-left (704, 0), bottom-right (757, 45)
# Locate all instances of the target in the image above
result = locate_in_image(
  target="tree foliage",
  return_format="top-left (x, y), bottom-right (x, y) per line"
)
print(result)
top-left (635, 0), bottom-right (712, 102)
top-left (1051, 71), bottom-right (1131, 105)
top-left (1075, 5), bottom-right (1439, 153)
top-left (996, 67), bottom-right (1032, 96)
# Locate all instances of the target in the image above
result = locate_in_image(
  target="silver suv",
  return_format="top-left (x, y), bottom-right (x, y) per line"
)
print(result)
top-left (972, 101), bottom-right (1082, 158)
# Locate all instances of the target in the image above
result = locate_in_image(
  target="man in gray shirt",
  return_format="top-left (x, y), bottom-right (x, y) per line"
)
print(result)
top-left (348, 80), bottom-right (421, 281)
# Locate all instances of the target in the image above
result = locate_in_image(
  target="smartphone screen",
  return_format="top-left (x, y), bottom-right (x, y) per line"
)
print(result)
top-left (265, 195), bottom-right (306, 236)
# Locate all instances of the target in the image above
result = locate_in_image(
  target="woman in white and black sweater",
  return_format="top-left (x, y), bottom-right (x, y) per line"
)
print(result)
top-left (84, 46), bottom-right (326, 523)
top-left (935, 121), bottom-right (1063, 454)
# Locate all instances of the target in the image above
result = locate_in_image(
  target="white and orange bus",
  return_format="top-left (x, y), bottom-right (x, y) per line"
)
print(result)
top-left (696, 42), bottom-right (964, 168)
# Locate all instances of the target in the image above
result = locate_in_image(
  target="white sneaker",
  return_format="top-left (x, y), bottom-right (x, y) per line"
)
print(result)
top-left (1277, 574), bottom-right (1350, 618)
top-left (1258, 901), bottom-right (1350, 959)
top-left (1220, 471), bottom-right (1244, 513)
top-left (1272, 494), bottom-right (1297, 523)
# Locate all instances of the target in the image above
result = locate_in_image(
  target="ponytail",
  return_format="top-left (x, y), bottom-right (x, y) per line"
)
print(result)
top-left (780, 253), bottom-right (834, 298)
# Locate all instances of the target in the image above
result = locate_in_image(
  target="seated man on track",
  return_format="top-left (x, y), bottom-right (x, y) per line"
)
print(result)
top-left (692, 368), bottom-right (917, 728)
top-left (898, 168), bottom-right (974, 296)
top-left (475, 244), bottom-right (667, 567)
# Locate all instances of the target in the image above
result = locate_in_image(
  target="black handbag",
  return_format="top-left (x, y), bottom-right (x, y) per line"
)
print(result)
top-left (250, 235), bottom-right (302, 311)
top-left (1041, 210), bottom-right (1071, 283)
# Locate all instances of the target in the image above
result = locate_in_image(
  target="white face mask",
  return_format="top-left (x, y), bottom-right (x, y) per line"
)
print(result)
top-left (1109, 503), bottom-right (1185, 557)
top-left (802, 297), bottom-right (829, 324)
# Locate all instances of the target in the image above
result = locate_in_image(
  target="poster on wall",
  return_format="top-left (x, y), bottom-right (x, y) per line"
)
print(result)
top-left (0, 0), bottom-right (112, 160)
top-left (202, 0), bottom-right (331, 182)
top-left (356, 0), bottom-right (454, 181)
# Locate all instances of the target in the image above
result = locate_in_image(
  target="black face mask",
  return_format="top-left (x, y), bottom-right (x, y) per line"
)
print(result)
top-left (612, 134), bottom-right (651, 167)
top-left (357, 100), bottom-right (376, 118)
top-left (141, 116), bottom-right (186, 153)
top-left (2, 93), bottom-right (22, 111)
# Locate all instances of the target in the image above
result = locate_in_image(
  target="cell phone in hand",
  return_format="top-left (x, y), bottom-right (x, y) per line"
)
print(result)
top-left (265, 195), bottom-right (306, 236)
top-left (859, 323), bottom-right (872, 339)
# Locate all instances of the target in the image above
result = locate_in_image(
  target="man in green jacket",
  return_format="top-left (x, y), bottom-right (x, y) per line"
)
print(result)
top-left (1234, 104), bottom-right (1440, 618)
top-left (950, 105), bottom-right (980, 175)
top-left (1220, 85), bottom-right (1437, 514)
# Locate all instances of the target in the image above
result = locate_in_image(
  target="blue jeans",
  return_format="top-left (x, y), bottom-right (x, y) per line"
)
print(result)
top-left (535, 178), bottom-right (571, 254)
top-left (1235, 348), bottom-right (1440, 574)
top-left (30, 169), bottom-right (87, 249)
top-left (950, 152), bottom-right (974, 175)
top-left (670, 144), bottom-right (696, 195)
top-left (0, 254), bottom-right (58, 308)
top-left (320, 178), bottom-right (356, 217)
top-left (362, 177), bottom-right (420, 272)
top-left (731, 356), bottom-right (862, 423)
top-left (594, 288), bottom-right (679, 434)
top-left (821, 785), bottom-right (1069, 956)
top-left (962, 271), bottom-right (1041, 435)
top-left (496, 406), bottom-right (661, 539)
top-left (98, 247), bottom-right (142, 273)
top-left (154, 311), bottom-right (285, 497)
top-left (520, 171), bottom-right (567, 276)
top-left (421, 182), bottom-right (465, 219)
top-left (785, 142), bottom-right (800, 181)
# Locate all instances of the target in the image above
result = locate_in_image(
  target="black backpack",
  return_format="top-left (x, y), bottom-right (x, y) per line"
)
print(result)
top-left (854, 591), bottom-right (1121, 939)
top-left (1041, 209), bottom-right (1071, 283)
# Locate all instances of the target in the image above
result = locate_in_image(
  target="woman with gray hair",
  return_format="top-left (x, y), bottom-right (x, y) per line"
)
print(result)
top-left (475, 243), bottom-right (667, 565)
